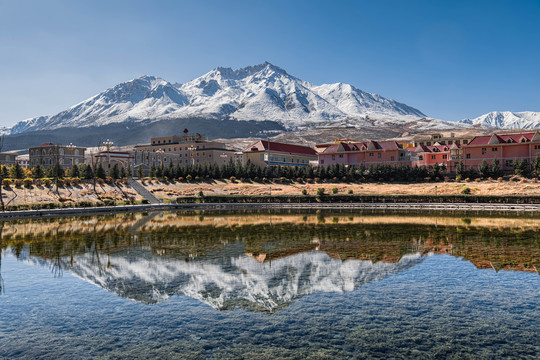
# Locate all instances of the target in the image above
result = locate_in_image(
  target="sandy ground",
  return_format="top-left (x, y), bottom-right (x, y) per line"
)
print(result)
top-left (144, 178), bottom-right (540, 198)
top-left (2, 178), bottom-right (538, 207)
top-left (2, 183), bottom-right (143, 206)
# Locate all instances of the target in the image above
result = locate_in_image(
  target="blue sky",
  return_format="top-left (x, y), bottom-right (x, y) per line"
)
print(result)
top-left (0, 0), bottom-right (539, 126)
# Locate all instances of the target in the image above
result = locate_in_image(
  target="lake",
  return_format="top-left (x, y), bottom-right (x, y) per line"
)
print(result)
top-left (0, 210), bottom-right (539, 359)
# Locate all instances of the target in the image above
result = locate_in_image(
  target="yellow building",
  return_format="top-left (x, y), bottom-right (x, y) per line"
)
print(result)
top-left (242, 140), bottom-right (317, 167)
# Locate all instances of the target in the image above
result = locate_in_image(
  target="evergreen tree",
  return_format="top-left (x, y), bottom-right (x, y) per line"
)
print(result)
top-left (532, 155), bottom-right (540, 176)
top-left (455, 162), bottom-right (464, 178)
top-left (513, 158), bottom-right (529, 176)
top-left (83, 164), bottom-right (94, 180)
top-left (120, 165), bottom-right (127, 178)
top-left (491, 159), bottom-right (502, 178)
top-left (137, 165), bottom-right (144, 178)
top-left (109, 163), bottom-right (120, 179)
top-left (156, 164), bottom-right (164, 179)
top-left (1, 165), bottom-right (8, 180)
top-left (126, 164), bottom-right (132, 178)
top-left (149, 163), bottom-right (156, 178)
top-left (45, 165), bottom-right (55, 178)
top-left (478, 160), bottom-right (490, 179)
top-left (70, 164), bottom-right (80, 178)
top-left (32, 164), bottom-right (45, 179)
top-left (96, 163), bottom-right (107, 179)
top-left (9, 163), bottom-right (24, 179)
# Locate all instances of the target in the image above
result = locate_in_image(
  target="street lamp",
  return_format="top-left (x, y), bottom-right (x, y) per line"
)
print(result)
top-left (66, 143), bottom-right (76, 170)
top-left (188, 146), bottom-right (196, 166)
top-left (103, 139), bottom-right (114, 170)
top-left (156, 149), bottom-right (164, 166)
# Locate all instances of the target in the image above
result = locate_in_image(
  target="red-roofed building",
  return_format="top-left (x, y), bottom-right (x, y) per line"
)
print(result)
top-left (462, 131), bottom-right (540, 171)
top-left (409, 143), bottom-right (460, 170)
top-left (242, 140), bottom-right (318, 167)
top-left (318, 140), bottom-right (410, 168)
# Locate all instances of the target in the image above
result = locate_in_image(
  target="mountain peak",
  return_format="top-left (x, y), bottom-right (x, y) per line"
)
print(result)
top-left (210, 62), bottom-right (289, 80)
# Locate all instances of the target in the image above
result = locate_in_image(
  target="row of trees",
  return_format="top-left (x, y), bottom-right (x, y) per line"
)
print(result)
top-left (0, 162), bottom-right (132, 181)
top-left (2, 155), bottom-right (540, 184)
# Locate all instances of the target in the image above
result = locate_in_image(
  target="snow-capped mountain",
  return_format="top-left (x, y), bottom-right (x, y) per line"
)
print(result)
top-left (7, 62), bottom-right (436, 135)
top-left (460, 111), bottom-right (540, 129)
top-left (16, 244), bottom-right (426, 313)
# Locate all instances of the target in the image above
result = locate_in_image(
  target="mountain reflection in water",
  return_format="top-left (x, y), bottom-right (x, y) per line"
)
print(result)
top-left (1, 211), bottom-right (539, 313)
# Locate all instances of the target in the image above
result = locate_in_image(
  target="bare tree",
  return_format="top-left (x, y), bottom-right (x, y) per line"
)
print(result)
top-left (90, 139), bottom-right (105, 195)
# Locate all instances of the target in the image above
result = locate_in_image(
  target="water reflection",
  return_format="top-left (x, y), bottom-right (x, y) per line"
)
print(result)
top-left (1, 211), bottom-right (539, 313)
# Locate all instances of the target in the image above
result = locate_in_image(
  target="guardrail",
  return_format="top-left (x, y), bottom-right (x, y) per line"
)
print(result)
top-left (0, 202), bottom-right (538, 220)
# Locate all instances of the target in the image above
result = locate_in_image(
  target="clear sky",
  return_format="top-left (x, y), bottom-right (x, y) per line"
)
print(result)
top-left (0, 0), bottom-right (539, 126)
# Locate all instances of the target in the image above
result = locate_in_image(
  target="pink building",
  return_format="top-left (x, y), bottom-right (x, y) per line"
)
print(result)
top-left (462, 132), bottom-right (540, 171)
top-left (409, 143), bottom-right (462, 171)
top-left (318, 140), bottom-right (410, 167)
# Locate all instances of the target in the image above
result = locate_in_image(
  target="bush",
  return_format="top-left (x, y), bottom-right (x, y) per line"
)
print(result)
top-left (461, 187), bottom-right (471, 195)
top-left (331, 187), bottom-right (338, 194)
top-left (23, 178), bottom-right (33, 188)
top-left (35, 178), bottom-right (43, 186)
top-left (186, 174), bottom-right (193, 182)
top-left (317, 188), bottom-right (325, 196)
top-left (14, 179), bottom-right (23, 187)
top-left (198, 190), bottom-right (204, 197)
top-left (43, 178), bottom-right (52, 187)
top-left (348, 189), bottom-right (354, 194)
top-left (301, 189), bottom-right (308, 195)
top-left (2, 179), bottom-right (12, 187)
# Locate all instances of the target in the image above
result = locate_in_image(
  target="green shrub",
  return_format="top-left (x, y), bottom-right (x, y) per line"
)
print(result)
top-left (301, 189), bottom-right (308, 195)
top-left (331, 187), bottom-right (338, 194)
top-left (2, 179), bottom-right (11, 187)
top-left (198, 190), bottom-right (204, 197)
top-left (317, 188), bottom-right (325, 196)
top-left (461, 187), bottom-right (471, 195)
top-left (348, 189), bottom-right (353, 194)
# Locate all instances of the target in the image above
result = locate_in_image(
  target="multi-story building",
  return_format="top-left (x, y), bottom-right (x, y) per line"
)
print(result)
top-left (133, 133), bottom-right (235, 172)
top-left (93, 151), bottom-right (134, 170)
top-left (0, 152), bottom-right (17, 166)
top-left (318, 140), bottom-right (410, 168)
top-left (242, 140), bottom-right (318, 167)
top-left (412, 133), bottom-right (472, 147)
top-left (29, 143), bottom-right (86, 169)
top-left (461, 132), bottom-right (540, 171)
top-left (409, 143), bottom-right (463, 169)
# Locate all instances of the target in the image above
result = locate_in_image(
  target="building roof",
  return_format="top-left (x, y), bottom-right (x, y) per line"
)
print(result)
top-left (40, 142), bottom-right (54, 146)
top-left (321, 140), bottom-right (400, 154)
top-left (244, 140), bottom-right (317, 156)
top-left (468, 132), bottom-right (537, 146)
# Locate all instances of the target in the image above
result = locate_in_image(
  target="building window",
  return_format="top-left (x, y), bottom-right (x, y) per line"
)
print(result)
top-left (466, 154), bottom-right (471, 159)
top-left (535, 145), bottom-right (540, 150)
top-left (369, 153), bottom-right (374, 157)
top-left (419, 155), bottom-right (424, 161)
top-left (463, 140), bottom-right (468, 144)
top-left (443, 154), bottom-right (447, 159)
top-left (321, 160), bottom-right (325, 164)
top-left (338, 154), bottom-right (343, 158)
top-left (482, 148), bottom-right (486, 155)
top-left (378, 153), bottom-right (381, 158)
top-left (391, 156), bottom-right (394, 161)
top-left (492, 147), bottom-right (497, 152)
top-left (431, 155), bottom-right (436, 160)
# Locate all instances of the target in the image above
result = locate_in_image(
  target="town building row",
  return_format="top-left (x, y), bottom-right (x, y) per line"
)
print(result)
top-left (10, 130), bottom-right (540, 175)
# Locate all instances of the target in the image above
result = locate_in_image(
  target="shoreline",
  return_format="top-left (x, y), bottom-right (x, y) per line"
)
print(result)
top-left (1, 201), bottom-right (539, 220)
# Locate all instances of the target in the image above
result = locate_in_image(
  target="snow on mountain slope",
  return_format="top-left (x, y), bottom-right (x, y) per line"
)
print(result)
top-left (8, 62), bottom-right (435, 134)
top-left (17, 245), bottom-right (426, 312)
top-left (460, 111), bottom-right (540, 129)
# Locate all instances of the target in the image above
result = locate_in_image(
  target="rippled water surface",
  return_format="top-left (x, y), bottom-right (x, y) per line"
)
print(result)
top-left (0, 211), bottom-right (539, 359)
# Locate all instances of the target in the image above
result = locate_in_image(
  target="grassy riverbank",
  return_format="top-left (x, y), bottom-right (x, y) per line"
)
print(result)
top-left (1, 177), bottom-right (539, 211)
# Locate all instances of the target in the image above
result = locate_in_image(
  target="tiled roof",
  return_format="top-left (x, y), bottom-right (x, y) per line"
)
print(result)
top-left (322, 141), bottom-right (400, 154)
top-left (244, 140), bottom-right (317, 156)
top-left (468, 132), bottom-right (536, 146)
